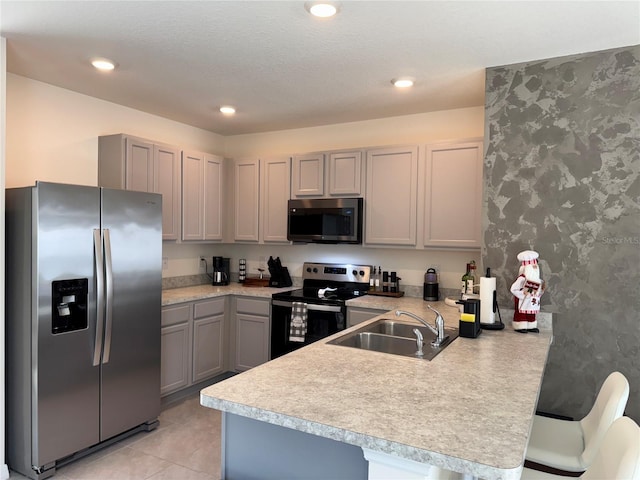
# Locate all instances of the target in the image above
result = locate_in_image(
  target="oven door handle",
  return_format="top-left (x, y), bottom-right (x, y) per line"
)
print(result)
top-left (272, 300), bottom-right (343, 313)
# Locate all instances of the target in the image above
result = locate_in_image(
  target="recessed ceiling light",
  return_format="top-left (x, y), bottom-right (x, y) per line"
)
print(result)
top-left (91, 58), bottom-right (116, 71)
top-left (219, 106), bottom-right (236, 115)
top-left (305, 2), bottom-right (339, 17)
top-left (392, 78), bottom-right (414, 88)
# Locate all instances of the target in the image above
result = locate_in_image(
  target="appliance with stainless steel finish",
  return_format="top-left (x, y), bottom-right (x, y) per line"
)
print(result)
top-left (270, 262), bottom-right (370, 359)
top-left (287, 197), bottom-right (363, 244)
top-left (5, 182), bottom-right (162, 480)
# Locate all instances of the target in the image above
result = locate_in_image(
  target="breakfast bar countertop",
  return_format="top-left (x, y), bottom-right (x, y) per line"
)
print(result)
top-left (200, 300), bottom-right (553, 479)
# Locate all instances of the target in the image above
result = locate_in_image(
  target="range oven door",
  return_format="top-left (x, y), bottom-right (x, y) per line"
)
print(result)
top-left (271, 300), bottom-right (346, 359)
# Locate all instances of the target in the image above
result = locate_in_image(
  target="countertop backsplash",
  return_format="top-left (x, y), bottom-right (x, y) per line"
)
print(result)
top-left (163, 273), bottom-right (456, 299)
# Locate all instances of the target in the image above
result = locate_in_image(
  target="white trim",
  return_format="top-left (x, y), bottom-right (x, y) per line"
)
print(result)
top-left (1, 33), bottom-right (10, 480)
top-left (362, 448), bottom-right (464, 480)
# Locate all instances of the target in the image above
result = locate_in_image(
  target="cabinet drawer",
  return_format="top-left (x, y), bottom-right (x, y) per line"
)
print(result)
top-left (194, 297), bottom-right (225, 319)
top-left (236, 297), bottom-right (270, 316)
top-left (162, 304), bottom-right (191, 327)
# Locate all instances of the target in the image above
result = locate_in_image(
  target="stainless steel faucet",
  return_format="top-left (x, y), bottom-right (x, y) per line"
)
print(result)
top-left (395, 305), bottom-right (449, 347)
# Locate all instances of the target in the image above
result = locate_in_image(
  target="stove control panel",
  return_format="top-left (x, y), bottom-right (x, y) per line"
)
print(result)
top-left (302, 262), bottom-right (371, 284)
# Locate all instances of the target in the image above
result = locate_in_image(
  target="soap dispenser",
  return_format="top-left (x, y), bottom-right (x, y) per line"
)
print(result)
top-left (457, 298), bottom-right (481, 338)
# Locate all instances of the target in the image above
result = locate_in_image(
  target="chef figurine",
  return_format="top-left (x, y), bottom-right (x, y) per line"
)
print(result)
top-left (510, 250), bottom-right (545, 333)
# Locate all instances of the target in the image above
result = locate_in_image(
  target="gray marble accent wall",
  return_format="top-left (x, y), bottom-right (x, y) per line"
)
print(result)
top-left (484, 45), bottom-right (640, 421)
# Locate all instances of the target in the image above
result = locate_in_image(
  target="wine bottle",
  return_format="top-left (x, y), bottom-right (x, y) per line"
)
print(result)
top-left (461, 263), bottom-right (470, 296)
top-left (467, 260), bottom-right (476, 294)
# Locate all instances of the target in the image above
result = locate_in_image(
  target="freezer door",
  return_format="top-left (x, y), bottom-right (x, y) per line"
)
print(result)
top-left (100, 188), bottom-right (162, 440)
top-left (34, 182), bottom-right (101, 466)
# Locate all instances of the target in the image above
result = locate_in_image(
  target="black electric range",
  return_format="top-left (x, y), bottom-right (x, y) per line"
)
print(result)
top-left (270, 262), bottom-right (371, 358)
top-left (272, 262), bottom-right (371, 305)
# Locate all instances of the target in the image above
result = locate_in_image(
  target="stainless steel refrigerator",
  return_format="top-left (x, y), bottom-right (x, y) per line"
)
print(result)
top-left (5, 181), bottom-right (162, 479)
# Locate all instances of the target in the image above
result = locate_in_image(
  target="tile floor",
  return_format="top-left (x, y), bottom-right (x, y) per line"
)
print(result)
top-left (9, 394), bottom-right (222, 480)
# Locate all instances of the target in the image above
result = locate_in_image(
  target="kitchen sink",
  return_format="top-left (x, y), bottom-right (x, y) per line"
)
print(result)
top-left (328, 318), bottom-right (458, 360)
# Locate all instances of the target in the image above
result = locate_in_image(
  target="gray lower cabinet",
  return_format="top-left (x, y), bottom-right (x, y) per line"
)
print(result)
top-left (231, 296), bottom-right (271, 372)
top-left (160, 304), bottom-right (191, 396)
top-left (161, 297), bottom-right (227, 397)
top-left (192, 298), bottom-right (226, 382)
top-left (347, 306), bottom-right (387, 327)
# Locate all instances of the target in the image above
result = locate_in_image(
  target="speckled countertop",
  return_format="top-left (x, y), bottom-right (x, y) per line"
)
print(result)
top-left (199, 293), bottom-right (553, 480)
top-left (162, 283), bottom-right (296, 305)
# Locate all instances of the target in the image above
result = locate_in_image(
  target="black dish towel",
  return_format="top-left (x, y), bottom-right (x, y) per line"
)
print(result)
top-left (289, 302), bottom-right (308, 342)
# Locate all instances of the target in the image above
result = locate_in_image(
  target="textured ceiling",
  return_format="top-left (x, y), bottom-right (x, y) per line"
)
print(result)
top-left (1, 1), bottom-right (639, 136)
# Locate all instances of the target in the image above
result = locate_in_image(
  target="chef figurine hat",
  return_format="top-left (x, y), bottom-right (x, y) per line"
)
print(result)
top-left (517, 250), bottom-right (539, 265)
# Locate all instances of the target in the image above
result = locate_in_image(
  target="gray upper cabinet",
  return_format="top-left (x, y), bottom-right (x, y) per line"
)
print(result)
top-left (204, 154), bottom-right (224, 240)
top-left (291, 150), bottom-right (363, 198)
top-left (233, 158), bottom-right (260, 242)
top-left (98, 134), bottom-right (180, 240)
top-left (365, 145), bottom-right (419, 246)
top-left (261, 156), bottom-right (291, 243)
top-left (154, 144), bottom-right (181, 240)
top-left (423, 141), bottom-right (483, 248)
top-left (291, 153), bottom-right (324, 197)
top-left (234, 157), bottom-right (290, 244)
top-left (328, 150), bottom-right (362, 196)
top-left (181, 150), bottom-right (225, 242)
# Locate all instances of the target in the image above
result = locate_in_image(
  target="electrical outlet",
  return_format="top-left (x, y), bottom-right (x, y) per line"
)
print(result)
top-left (162, 257), bottom-right (168, 270)
top-left (259, 256), bottom-right (266, 269)
top-left (199, 256), bottom-right (207, 271)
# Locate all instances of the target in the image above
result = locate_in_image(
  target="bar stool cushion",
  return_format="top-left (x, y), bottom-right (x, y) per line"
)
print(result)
top-left (521, 416), bottom-right (640, 480)
top-left (525, 371), bottom-right (629, 472)
top-left (526, 415), bottom-right (585, 471)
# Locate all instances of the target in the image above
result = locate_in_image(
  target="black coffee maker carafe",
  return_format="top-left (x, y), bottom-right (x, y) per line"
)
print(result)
top-left (212, 256), bottom-right (230, 286)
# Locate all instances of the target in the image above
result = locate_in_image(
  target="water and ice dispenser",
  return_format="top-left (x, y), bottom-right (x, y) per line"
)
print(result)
top-left (52, 278), bottom-right (88, 334)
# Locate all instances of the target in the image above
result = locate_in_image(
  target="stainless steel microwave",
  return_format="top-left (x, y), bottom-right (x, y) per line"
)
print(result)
top-left (287, 198), bottom-right (363, 244)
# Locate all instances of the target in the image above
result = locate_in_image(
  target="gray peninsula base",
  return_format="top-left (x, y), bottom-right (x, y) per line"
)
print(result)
top-left (222, 412), bottom-right (368, 479)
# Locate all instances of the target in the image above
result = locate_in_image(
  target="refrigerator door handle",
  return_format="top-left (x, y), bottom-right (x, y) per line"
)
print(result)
top-left (103, 228), bottom-right (114, 364)
top-left (93, 229), bottom-right (104, 366)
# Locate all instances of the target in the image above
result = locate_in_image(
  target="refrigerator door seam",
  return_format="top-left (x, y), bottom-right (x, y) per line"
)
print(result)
top-left (93, 229), bottom-right (105, 367)
top-left (103, 228), bottom-right (114, 364)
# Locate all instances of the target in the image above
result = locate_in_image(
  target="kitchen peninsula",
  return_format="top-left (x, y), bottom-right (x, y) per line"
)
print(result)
top-left (200, 299), bottom-right (553, 480)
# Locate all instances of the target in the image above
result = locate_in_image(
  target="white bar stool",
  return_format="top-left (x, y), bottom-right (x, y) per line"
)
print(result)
top-left (521, 416), bottom-right (640, 479)
top-left (526, 371), bottom-right (630, 472)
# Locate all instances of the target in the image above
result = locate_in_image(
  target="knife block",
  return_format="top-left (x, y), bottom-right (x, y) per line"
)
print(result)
top-left (269, 266), bottom-right (293, 288)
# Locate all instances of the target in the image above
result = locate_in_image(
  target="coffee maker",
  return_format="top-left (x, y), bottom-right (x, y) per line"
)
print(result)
top-left (212, 256), bottom-right (230, 286)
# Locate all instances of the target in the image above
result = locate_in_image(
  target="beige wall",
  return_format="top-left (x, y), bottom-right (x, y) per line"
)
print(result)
top-left (5, 74), bottom-right (225, 188)
top-left (5, 73), bottom-right (485, 289)
top-left (224, 107), bottom-right (484, 158)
